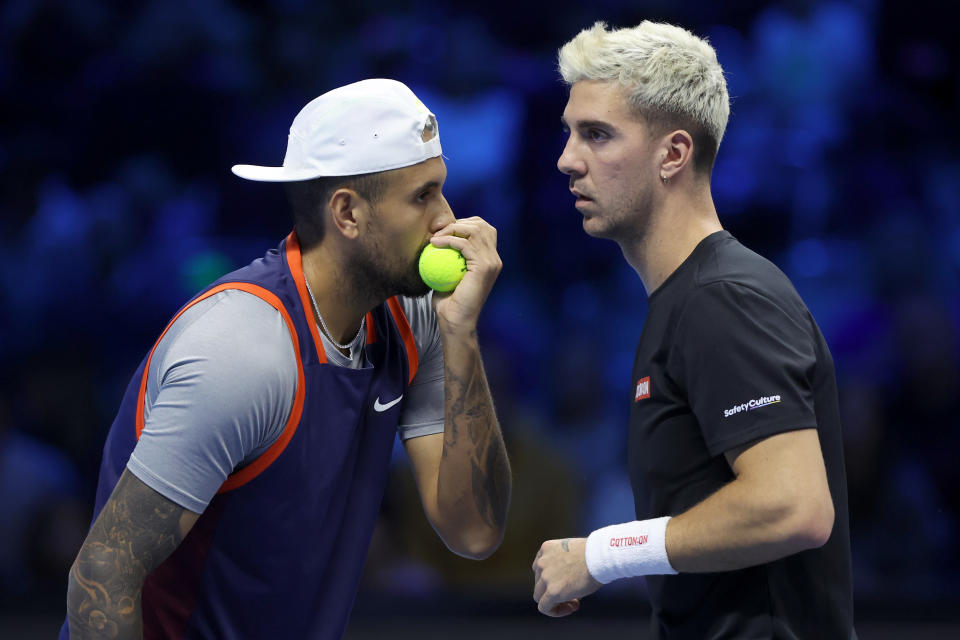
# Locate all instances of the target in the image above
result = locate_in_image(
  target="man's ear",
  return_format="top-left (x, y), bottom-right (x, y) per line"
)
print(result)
top-left (327, 188), bottom-right (367, 240)
top-left (659, 129), bottom-right (694, 181)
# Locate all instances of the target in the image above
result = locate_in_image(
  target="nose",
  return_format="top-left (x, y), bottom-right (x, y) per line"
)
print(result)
top-left (430, 194), bottom-right (456, 232)
top-left (557, 136), bottom-right (585, 177)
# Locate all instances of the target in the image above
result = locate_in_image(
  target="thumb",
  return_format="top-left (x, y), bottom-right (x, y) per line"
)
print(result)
top-left (552, 599), bottom-right (581, 617)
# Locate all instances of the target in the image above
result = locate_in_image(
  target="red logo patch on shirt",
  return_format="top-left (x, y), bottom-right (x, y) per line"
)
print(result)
top-left (635, 376), bottom-right (651, 401)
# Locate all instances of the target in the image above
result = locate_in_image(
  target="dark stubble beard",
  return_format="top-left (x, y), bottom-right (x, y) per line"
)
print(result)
top-left (352, 216), bottom-right (431, 302)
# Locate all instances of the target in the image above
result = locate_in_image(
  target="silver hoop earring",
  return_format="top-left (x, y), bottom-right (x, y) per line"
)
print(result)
top-left (661, 175), bottom-right (668, 184)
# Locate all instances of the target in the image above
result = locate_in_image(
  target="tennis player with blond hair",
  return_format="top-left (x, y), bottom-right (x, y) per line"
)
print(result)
top-left (533, 21), bottom-right (855, 639)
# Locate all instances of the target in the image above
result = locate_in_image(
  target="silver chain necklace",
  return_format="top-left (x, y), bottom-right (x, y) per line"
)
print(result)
top-left (303, 277), bottom-right (364, 351)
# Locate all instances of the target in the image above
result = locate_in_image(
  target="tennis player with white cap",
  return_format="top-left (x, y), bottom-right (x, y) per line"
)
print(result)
top-left (64, 79), bottom-right (511, 640)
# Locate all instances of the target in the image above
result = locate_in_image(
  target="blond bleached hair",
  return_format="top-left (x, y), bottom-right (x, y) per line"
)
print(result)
top-left (559, 21), bottom-right (730, 173)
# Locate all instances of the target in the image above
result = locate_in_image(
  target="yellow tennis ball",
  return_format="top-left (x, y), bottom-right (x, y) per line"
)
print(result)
top-left (419, 244), bottom-right (466, 292)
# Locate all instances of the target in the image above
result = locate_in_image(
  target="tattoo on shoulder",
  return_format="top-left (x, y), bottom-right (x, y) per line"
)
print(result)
top-left (68, 470), bottom-right (194, 638)
top-left (562, 539), bottom-right (570, 552)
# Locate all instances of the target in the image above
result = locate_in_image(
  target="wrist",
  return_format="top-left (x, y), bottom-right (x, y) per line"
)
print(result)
top-left (585, 517), bottom-right (677, 584)
top-left (437, 315), bottom-right (479, 341)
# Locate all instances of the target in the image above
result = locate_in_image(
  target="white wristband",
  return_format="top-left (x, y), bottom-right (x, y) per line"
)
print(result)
top-left (584, 516), bottom-right (677, 584)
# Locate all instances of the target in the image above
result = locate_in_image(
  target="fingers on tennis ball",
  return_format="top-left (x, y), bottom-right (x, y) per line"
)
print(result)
top-left (419, 244), bottom-right (466, 292)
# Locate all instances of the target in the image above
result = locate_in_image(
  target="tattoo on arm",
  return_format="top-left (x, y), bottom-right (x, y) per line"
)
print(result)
top-left (67, 470), bottom-right (195, 639)
top-left (445, 340), bottom-right (511, 531)
top-left (470, 434), bottom-right (510, 530)
top-left (562, 539), bottom-right (570, 552)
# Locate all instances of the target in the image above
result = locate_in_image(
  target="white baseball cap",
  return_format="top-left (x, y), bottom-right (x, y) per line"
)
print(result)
top-left (231, 78), bottom-right (442, 182)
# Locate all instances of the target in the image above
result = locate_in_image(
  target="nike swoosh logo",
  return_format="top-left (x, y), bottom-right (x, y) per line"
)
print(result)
top-left (373, 395), bottom-right (403, 412)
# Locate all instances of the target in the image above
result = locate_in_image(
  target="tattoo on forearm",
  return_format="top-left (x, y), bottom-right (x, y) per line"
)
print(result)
top-left (445, 345), bottom-right (511, 531)
top-left (67, 471), bottom-right (191, 639)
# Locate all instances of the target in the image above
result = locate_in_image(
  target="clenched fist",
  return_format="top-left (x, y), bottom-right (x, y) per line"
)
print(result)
top-left (531, 537), bottom-right (603, 617)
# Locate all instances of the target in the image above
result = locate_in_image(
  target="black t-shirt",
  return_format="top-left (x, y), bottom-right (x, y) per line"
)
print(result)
top-left (629, 231), bottom-right (855, 639)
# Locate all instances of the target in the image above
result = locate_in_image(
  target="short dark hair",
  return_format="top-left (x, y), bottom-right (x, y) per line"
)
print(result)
top-left (284, 172), bottom-right (389, 248)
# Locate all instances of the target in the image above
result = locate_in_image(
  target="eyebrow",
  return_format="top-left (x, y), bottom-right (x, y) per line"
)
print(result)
top-left (411, 179), bottom-right (442, 195)
top-left (560, 116), bottom-right (617, 131)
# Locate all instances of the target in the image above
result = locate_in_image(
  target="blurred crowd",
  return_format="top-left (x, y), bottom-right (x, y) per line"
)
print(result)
top-left (1, 0), bottom-right (958, 622)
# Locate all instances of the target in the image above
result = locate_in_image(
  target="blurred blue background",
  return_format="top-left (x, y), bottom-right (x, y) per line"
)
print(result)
top-left (1, 0), bottom-right (958, 637)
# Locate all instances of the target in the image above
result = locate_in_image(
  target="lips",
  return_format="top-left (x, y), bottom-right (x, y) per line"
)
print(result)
top-left (570, 188), bottom-right (593, 202)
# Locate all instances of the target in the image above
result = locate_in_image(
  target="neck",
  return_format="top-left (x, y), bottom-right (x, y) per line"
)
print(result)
top-left (620, 183), bottom-right (722, 296)
top-left (300, 242), bottom-right (377, 346)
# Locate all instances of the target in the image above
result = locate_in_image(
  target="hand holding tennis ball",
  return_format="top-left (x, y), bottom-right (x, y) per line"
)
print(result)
top-left (419, 244), bottom-right (467, 292)
top-left (425, 217), bottom-right (501, 332)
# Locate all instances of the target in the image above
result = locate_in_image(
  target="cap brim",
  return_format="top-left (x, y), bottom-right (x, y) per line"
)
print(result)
top-left (230, 164), bottom-right (323, 182)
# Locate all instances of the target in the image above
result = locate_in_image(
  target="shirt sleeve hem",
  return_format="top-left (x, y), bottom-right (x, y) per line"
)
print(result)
top-left (127, 455), bottom-right (210, 514)
top-left (705, 420), bottom-right (818, 458)
top-left (398, 421), bottom-right (445, 441)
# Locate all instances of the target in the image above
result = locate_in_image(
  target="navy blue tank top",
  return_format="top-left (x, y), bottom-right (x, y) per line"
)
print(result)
top-left (62, 232), bottom-right (419, 639)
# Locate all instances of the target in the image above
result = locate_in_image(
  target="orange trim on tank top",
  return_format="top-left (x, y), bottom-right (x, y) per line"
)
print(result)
top-left (386, 297), bottom-right (419, 385)
top-left (135, 282), bottom-right (307, 494)
top-left (285, 232), bottom-right (327, 365)
top-left (287, 232), bottom-right (379, 352)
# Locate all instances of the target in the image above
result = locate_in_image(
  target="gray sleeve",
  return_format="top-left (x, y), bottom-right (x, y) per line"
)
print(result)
top-left (396, 293), bottom-right (445, 440)
top-left (126, 290), bottom-right (298, 513)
